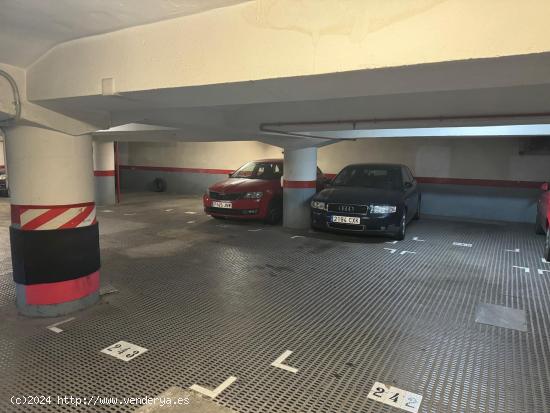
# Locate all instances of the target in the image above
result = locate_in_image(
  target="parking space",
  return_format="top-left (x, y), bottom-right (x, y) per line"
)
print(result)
top-left (3, 4), bottom-right (550, 411)
top-left (1, 194), bottom-right (549, 412)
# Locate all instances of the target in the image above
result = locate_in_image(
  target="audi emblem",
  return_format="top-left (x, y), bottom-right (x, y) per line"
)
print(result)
top-left (338, 205), bottom-right (354, 213)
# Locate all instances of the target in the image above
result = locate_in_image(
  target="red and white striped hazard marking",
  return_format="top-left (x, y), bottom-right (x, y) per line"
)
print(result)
top-left (12, 203), bottom-right (96, 230)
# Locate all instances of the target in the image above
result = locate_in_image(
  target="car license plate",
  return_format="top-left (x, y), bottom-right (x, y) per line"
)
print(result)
top-left (212, 201), bottom-right (232, 209)
top-left (332, 215), bottom-right (360, 225)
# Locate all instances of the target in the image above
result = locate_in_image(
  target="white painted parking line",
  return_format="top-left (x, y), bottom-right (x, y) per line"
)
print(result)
top-left (400, 250), bottom-right (416, 255)
top-left (270, 350), bottom-right (299, 373)
top-left (543, 258), bottom-right (550, 264)
top-left (248, 228), bottom-right (263, 232)
top-left (291, 235), bottom-right (305, 239)
top-left (164, 208), bottom-right (174, 212)
top-left (505, 248), bottom-right (520, 253)
top-left (453, 242), bottom-right (472, 247)
top-left (513, 266), bottom-right (530, 273)
top-left (100, 284), bottom-right (119, 296)
top-left (538, 269), bottom-right (550, 275)
top-left (386, 240), bottom-right (398, 244)
top-left (46, 317), bottom-right (75, 333)
top-left (100, 341), bottom-right (148, 361)
top-left (367, 381), bottom-right (422, 413)
top-left (412, 237), bottom-right (425, 242)
top-left (187, 221), bottom-right (196, 224)
top-left (190, 376), bottom-right (237, 399)
top-left (384, 248), bottom-right (397, 254)
top-left (185, 211), bottom-right (198, 215)
top-left (102, 209), bottom-right (113, 213)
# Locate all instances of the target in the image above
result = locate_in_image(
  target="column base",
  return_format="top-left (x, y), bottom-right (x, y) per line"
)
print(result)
top-left (283, 187), bottom-right (316, 229)
top-left (94, 174), bottom-right (116, 205)
top-left (14, 270), bottom-right (101, 317)
top-left (16, 285), bottom-right (99, 317)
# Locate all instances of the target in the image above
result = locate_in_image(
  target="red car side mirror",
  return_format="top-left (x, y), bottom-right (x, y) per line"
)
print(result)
top-left (542, 182), bottom-right (549, 191)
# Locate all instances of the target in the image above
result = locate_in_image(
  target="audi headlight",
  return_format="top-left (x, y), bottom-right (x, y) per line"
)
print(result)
top-left (244, 192), bottom-right (263, 199)
top-left (311, 200), bottom-right (326, 210)
top-left (371, 205), bottom-right (397, 214)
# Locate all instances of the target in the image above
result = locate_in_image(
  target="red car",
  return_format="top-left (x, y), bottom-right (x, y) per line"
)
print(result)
top-left (203, 159), bottom-right (325, 224)
top-left (536, 182), bottom-right (550, 261)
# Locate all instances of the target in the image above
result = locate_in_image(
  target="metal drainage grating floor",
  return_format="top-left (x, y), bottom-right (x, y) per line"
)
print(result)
top-left (0, 193), bottom-right (549, 412)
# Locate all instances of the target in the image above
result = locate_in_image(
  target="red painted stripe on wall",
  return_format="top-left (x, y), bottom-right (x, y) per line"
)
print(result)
top-left (283, 180), bottom-right (317, 189)
top-left (94, 170), bottom-right (115, 177)
top-left (24, 271), bottom-right (99, 305)
top-left (416, 177), bottom-right (544, 188)
top-left (120, 164), bottom-right (545, 189)
top-left (120, 165), bottom-right (233, 175)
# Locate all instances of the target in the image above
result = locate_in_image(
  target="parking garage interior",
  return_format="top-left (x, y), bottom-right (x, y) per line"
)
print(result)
top-left (1, 1), bottom-right (550, 412)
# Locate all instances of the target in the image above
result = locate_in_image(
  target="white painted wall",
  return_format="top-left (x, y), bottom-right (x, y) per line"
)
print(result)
top-left (124, 141), bottom-right (281, 170)
top-left (122, 138), bottom-right (550, 181)
top-left (121, 137), bottom-right (550, 222)
top-left (319, 138), bottom-right (550, 181)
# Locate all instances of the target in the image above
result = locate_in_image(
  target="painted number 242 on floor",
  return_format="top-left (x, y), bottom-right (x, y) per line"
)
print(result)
top-left (367, 381), bottom-right (422, 413)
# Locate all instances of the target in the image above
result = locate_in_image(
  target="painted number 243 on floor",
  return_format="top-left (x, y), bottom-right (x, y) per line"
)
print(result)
top-left (100, 341), bottom-right (148, 362)
top-left (367, 381), bottom-right (422, 413)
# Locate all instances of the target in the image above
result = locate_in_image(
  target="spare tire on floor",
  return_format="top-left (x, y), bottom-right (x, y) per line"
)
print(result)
top-left (153, 177), bottom-right (166, 192)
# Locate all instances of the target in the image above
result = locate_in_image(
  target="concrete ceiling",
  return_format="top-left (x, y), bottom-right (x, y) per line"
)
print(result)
top-left (0, 0), bottom-right (250, 67)
top-left (37, 53), bottom-right (550, 148)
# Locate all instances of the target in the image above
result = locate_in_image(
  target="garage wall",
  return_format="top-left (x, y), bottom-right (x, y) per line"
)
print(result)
top-left (119, 141), bottom-right (282, 194)
top-left (317, 138), bottom-right (550, 182)
top-left (318, 138), bottom-right (549, 223)
top-left (119, 138), bottom-right (550, 223)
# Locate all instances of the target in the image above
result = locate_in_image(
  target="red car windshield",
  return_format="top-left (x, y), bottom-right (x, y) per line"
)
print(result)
top-left (230, 162), bottom-right (283, 180)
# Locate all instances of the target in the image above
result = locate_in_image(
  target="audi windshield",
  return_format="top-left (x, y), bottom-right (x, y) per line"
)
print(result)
top-left (332, 165), bottom-right (403, 190)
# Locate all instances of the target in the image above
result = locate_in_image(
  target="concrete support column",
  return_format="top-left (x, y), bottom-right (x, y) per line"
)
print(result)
top-left (283, 147), bottom-right (317, 229)
top-left (93, 141), bottom-right (116, 205)
top-left (6, 125), bottom-right (100, 317)
top-left (0, 138), bottom-right (5, 168)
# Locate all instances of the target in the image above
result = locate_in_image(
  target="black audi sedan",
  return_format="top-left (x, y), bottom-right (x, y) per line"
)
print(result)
top-left (310, 163), bottom-right (420, 239)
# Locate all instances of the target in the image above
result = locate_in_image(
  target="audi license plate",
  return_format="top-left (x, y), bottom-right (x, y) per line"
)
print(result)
top-left (212, 201), bottom-right (232, 209)
top-left (332, 215), bottom-right (360, 225)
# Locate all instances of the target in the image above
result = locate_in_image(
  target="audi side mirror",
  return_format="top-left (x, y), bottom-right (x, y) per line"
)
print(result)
top-left (542, 182), bottom-right (549, 191)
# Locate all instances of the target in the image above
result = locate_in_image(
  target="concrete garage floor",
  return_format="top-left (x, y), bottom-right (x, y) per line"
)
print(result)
top-left (0, 193), bottom-right (549, 412)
